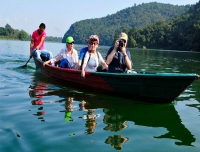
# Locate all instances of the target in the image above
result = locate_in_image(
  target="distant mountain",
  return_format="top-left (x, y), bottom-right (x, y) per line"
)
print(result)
top-left (62, 2), bottom-right (191, 46)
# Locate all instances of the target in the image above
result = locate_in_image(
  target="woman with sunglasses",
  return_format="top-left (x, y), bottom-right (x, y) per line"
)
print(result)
top-left (81, 35), bottom-right (108, 78)
top-left (105, 32), bottom-right (132, 73)
top-left (43, 36), bottom-right (78, 69)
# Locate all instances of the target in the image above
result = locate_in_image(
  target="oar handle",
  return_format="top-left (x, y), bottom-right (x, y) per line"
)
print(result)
top-left (28, 49), bottom-right (37, 61)
top-left (22, 49), bottom-right (37, 68)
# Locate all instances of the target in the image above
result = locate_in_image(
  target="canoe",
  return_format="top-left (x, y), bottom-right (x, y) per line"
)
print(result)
top-left (33, 57), bottom-right (199, 104)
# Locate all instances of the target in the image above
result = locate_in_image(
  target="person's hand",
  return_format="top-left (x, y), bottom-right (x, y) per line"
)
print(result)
top-left (43, 61), bottom-right (47, 67)
top-left (36, 46), bottom-right (40, 50)
top-left (121, 46), bottom-right (126, 55)
top-left (81, 70), bottom-right (85, 78)
top-left (114, 40), bottom-right (119, 50)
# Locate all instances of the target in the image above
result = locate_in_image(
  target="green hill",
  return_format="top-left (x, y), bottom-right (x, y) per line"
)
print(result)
top-left (62, 2), bottom-right (190, 46)
top-left (126, 1), bottom-right (200, 51)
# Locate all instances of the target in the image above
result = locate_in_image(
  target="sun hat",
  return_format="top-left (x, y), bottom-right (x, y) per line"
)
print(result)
top-left (87, 35), bottom-right (99, 44)
top-left (66, 36), bottom-right (75, 43)
top-left (119, 32), bottom-right (128, 42)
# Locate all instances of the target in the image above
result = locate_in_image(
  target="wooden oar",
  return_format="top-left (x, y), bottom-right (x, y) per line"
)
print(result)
top-left (22, 49), bottom-right (36, 68)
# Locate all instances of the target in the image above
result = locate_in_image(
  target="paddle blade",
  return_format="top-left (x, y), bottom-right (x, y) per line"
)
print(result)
top-left (21, 64), bottom-right (28, 68)
top-left (21, 57), bottom-right (31, 68)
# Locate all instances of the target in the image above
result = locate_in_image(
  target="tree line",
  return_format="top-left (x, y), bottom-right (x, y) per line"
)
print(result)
top-left (0, 24), bottom-right (29, 40)
top-left (0, 24), bottom-right (62, 42)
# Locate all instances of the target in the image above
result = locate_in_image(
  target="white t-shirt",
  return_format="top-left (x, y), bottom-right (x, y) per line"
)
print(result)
top-left (83, 51), bottom-right (104, 72)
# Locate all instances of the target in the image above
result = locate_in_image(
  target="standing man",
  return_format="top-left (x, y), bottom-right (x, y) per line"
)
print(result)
top-left (30, 23), bottom-right (53, 60)
top-left (106, 32), bottom-right (132, 73)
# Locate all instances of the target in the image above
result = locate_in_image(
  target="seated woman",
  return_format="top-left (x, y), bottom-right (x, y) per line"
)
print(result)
top-left (43, 36), bottom-right (78, 69)
top-left (81, 35), bottom-right (108, 78)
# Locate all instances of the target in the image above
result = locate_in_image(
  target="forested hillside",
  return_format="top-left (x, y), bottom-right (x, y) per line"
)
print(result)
top-left (62, 2), bottom-right (191, 45)
top-left (126, 1), bottom-right (200, 51)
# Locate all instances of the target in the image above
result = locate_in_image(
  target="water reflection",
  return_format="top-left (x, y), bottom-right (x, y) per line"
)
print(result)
top-left (30, 75), bottom-right (196, 149)
top-left (103, 108), bottom-right (128, 132)
top-left (83, 109), bottom-right (97, 134)
top-left (79, 101), bottom-right (100, 134)
top-left (105, 135), bottom-right (128, 150)
top-left (83, 100), bottom-right (196, 147)
top-left (29, 82), bottom-right (49, 122)
top-left (63, 97), bottom-right (74, 122)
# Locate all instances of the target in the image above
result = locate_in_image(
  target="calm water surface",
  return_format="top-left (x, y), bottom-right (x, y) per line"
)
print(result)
top-left (1, 40), bottom-right (200, 152)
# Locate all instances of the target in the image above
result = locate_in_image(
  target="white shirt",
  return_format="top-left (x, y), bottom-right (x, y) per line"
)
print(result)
top-left (50, 47), bottom-right (78, 69)
top-left (83, 51), bottom-right (104, 72)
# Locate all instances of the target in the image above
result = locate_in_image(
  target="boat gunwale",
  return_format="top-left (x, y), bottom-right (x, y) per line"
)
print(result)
top-left (44, 64), bottom-right (199, 78)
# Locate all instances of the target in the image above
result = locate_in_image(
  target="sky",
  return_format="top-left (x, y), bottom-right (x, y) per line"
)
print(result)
top-left (0, 0), bottom-right (199, 37)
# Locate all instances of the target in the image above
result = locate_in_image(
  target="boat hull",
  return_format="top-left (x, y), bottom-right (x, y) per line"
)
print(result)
top-left (34, 57), bottom-right (199, 104)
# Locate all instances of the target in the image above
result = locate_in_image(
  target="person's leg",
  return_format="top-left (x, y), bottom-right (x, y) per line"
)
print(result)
top-left (41, 49), bottom-right (53, 59)
top-left (32, 49), bottom-right (42, 60)
top-left (59, 58), bottom-right (71, 68)
top-left (35, 49), bottom-right (53, 61)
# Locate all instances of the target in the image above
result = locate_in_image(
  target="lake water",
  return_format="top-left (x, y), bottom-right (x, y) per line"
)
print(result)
top-left (1, 40), bottom-right (200, 152)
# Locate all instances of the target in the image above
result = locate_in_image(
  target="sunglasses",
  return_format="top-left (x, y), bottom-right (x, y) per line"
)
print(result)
top-left (89, 41), bottom-right (98, 45)
top-left (67, 42), bottom-right (74, 44)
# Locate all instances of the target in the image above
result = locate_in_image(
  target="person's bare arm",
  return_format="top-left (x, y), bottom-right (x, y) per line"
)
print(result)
top-left (124, 54), bottom-right (132, 70)
top-left (43, 60), bottom-right (51, 67)
top-left (106, 40), bottom-right (119, 65)
top-left (102, 61), bottom-right (108, 70)
top-left (121, 47), bottom-right (132, 70)
top-left (78, 60), bottom-right (82, 70)
top-left (81, 62), bottom-right (86, 78)
top-left (30, 39), bottom-right (34, 57)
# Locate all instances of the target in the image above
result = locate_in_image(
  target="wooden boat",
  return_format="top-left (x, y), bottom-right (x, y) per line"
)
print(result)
top-left (33, 57), bottom-right (199, 104)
